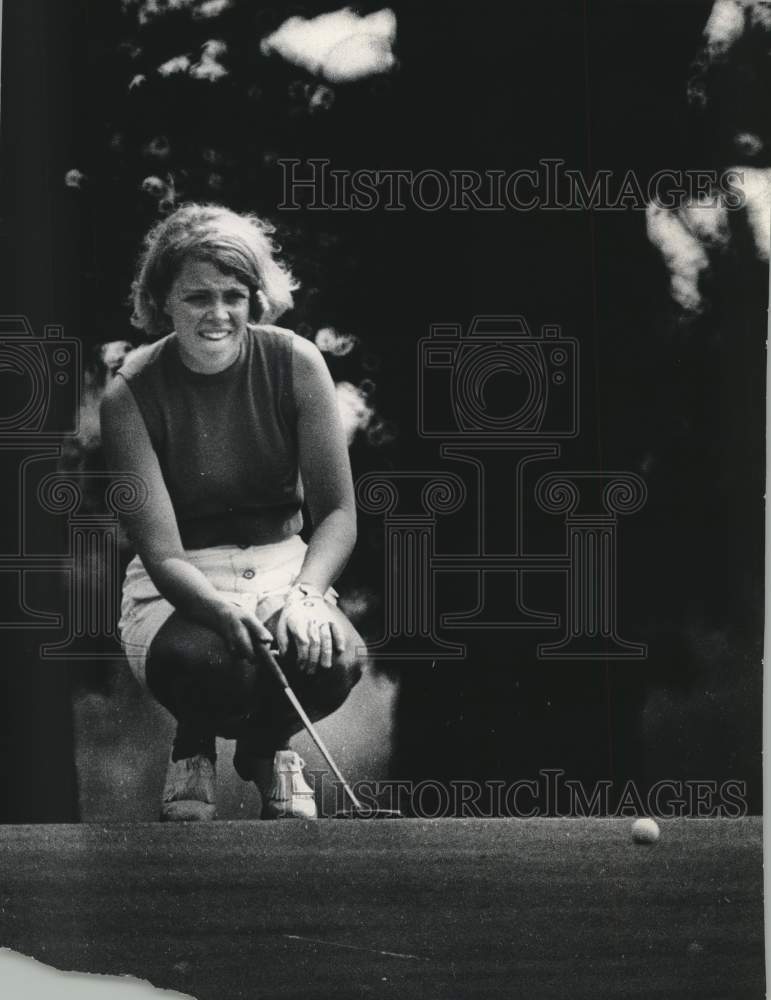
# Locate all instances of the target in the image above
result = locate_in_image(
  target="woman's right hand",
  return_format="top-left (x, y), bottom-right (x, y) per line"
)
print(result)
top-left (214, 602), bottom-right (275, 661)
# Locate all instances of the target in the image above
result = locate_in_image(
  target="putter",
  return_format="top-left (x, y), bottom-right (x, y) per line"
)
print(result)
top-left (257, 643), bottom-right (402, 819)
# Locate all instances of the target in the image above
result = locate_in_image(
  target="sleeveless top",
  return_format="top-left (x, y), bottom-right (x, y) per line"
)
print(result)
top-left (117, 324), bottom-right (304, 548)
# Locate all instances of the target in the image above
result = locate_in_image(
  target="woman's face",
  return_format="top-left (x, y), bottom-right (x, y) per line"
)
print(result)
top-left (164, 257), bottom-right (253, 373)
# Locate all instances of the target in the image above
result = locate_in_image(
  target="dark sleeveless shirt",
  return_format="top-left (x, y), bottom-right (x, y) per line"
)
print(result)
top-left (118, 325), bottom-right (304, 548)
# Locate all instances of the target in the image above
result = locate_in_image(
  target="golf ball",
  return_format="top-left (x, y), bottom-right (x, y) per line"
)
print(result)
top-left (631, 817), bottom-right (660, 844)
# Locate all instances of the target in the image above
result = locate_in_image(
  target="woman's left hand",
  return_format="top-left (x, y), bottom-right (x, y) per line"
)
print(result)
top-left (275, 584), bottom-right (347, 674)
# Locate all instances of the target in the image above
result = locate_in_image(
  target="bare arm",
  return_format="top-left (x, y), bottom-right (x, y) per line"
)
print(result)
top-left (274, 336), bottom-right (358, 669)
top-left (100, 377), bottom-right (272, 657)
top-left (291, 335), bottom-right (357, 592)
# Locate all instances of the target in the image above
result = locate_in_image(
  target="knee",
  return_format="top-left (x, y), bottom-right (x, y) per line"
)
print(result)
top-left (332, 642), bottom-right (366, 691)
top-left (147, 619), bottom-right (259, 707)
top-left (309, 642), bottom-right (365, 714)
top-left (148, 629), bottom-right (221, 682)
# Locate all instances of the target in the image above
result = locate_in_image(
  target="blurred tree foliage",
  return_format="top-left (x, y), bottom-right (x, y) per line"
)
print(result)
top-left (72, 1), bottom-right (403, 343)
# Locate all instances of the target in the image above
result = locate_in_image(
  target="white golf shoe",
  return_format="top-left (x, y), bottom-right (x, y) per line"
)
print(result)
top-left (260, 750), bottom-right (318, 820)
top-left (160, 754), bottom-right (217, 822)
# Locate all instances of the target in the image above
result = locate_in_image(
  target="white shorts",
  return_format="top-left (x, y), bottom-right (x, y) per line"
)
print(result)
top-left (118, 534), bottom-right (337, 686)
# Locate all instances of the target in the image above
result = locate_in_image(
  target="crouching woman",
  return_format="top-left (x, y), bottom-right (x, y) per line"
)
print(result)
top-left (100, 203), bottom-right (365, 820)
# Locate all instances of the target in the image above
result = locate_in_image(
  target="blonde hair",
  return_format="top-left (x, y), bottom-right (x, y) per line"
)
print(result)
top-left (130, 203), bottom-right (298, 337)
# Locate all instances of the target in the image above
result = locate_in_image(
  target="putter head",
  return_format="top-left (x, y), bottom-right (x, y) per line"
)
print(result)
top-left (332, 808), bottom-right (403, 819)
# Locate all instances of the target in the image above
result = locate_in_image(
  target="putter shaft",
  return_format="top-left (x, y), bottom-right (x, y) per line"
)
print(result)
top-left (259, 645), bottom-right (363, 812)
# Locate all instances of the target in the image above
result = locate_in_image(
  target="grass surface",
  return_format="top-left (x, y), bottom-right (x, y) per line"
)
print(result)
top-left (0, 818), bottom-right (763, 999)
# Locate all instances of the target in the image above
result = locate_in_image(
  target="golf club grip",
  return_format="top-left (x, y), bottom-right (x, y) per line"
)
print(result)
top-left (259, 644), bottom-right (363, 812)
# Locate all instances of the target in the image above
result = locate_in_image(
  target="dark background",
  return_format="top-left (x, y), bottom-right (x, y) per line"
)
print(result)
top-left (0, 0), bottom-right (765, 819)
